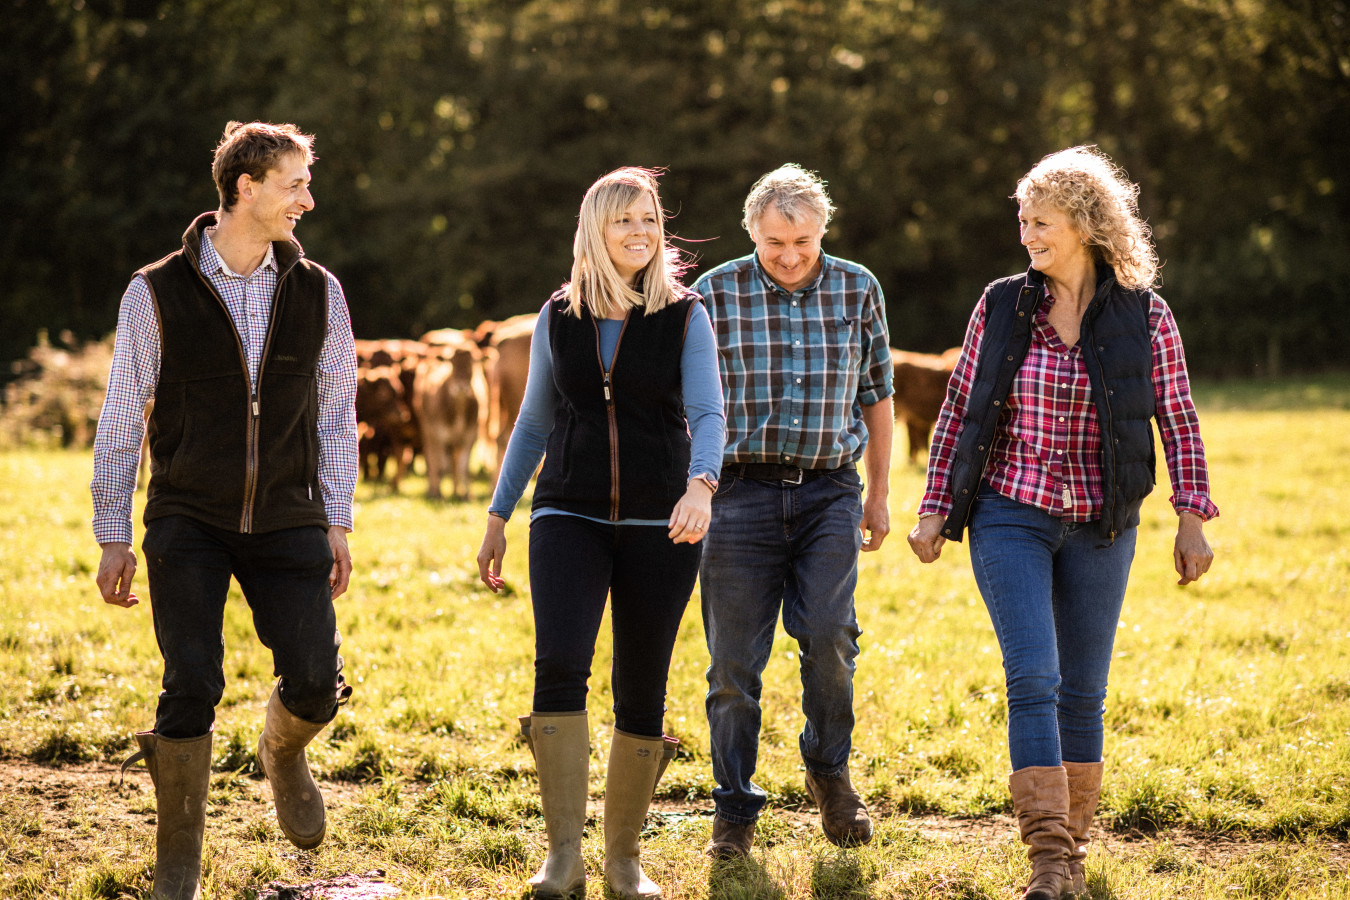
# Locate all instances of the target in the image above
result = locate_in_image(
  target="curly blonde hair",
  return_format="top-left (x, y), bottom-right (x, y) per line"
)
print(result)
top-left (1015, 146), bottom-right (1158, 289)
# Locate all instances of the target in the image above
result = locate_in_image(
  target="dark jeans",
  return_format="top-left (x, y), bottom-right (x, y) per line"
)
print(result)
top-left (143, 515), bottom-right (348, 739)
top-left (967, 487), bottom-right (1136, 770)
top-left (699, 468), bottom-right (865, 824)
top-left (528, 514), bottom-right (701, 737)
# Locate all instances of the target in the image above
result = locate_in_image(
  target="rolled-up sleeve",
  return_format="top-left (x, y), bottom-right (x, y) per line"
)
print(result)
top-left (1150, 295), bottom-right (1218, 521)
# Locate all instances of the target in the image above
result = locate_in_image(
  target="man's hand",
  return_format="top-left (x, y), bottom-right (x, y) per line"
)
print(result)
top-left (96, 542), bottom-right (139, 607)
top-left (860, 491), bottom-right (890, 552)
top-left (1174, 512), bottom-right (1213, 586)
top-left (328, 526), bottom-right (353, 598)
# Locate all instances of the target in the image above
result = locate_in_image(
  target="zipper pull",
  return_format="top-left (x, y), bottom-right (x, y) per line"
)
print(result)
top-left (252, 392), bottom-right (260, 417)
top-left (603, 376), bottom-right (612, 402)
top-left (1062, 483), bottom-right (1072, 508)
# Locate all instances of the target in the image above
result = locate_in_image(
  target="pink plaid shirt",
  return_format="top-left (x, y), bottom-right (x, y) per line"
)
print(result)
top-left (920, 287), bottom-right (1218, 523)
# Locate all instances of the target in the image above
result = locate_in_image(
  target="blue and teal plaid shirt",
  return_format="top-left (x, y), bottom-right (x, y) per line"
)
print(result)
top-left (694, 251), bottom-right (893, 470)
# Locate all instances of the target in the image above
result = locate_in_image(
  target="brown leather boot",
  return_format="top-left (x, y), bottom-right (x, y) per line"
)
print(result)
top-left (1009, 766), bottom-right (1074, 900)
top-left (805, 766), bottom-right (873, 846)
top-left (706, 815), bottom-right (754, 860)
top-left (520, 712), bottom-right (589, 899)
top-left (121, 730), bottom-right (213, 900)
top-left (603, 729), bottom-right (678, 898)
top-left (1064, 761), bottom-right (1104, 896)
top-left (256, 682), bottom-right (330, 849)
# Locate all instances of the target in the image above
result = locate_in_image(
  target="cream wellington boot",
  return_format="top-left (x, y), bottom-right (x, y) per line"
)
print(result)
top-left (1063, 760), bottom-right (1104, 897)
top-left (256, 682), bottom-right (330, 849)
top-left (1009, 765), bottom-right (1074, 900)
top-left (520, 712), bottom-right (590, 899)
top-left (121, 730), bottom-right (213, 900)
top-left (603, 729), bottom-right (679, 899)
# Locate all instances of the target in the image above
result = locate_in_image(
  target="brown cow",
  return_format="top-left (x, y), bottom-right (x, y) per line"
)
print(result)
top-left (355, 364), bottom-right (416, 490)
top-left (890, 346), bottom-right (960, 464)
top-left (476, 313), bottom-right (536, 486)
top-left (413, 335), bottom-right (486, 500)
top-left (356, 339), bottom-right (428, 476)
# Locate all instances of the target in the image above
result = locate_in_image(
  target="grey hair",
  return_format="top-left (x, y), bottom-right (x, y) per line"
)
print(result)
top-left (742, 163), bottom-right (835, 234)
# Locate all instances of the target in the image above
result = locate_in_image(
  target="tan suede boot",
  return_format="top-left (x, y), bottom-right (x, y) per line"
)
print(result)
top-left (1009, 766), bottom-right (1074, 900)
top-left (805, 766), bottom-right (873, 847)
top-left (256, 682), bottom-right (330, 849)
top-left (520, 712), bottom-right (590, 899)
top-left (603, 729), bottom-right (679, 899)
top-left (1064, 761), bottom-right (1104, 896)
top-left (121, 730), bottom-right (213, 900)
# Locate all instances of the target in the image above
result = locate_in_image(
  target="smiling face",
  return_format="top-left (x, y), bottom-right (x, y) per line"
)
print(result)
top-left (751, 204), bottom-right (825, 293)
top-left (604, 193), bottom-right (660, 285)
top-left (243, 151), bottom-right (314, 243)
top-left (1018, 202), bottom-right (1092, 280)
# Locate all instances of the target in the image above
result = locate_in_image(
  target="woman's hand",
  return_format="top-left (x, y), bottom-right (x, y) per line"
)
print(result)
top-left (1174, 511), bottom-right (1213, 585)
top-left (669, 478), bottom-right (714, 544)
top-left (477, 514), bottom-right (508, 592)
top-left (907, 514), bottom-right (948, 563)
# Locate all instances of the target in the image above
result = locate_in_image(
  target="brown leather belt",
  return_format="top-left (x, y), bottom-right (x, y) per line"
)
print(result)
top-left (722, 462), bottom-right (853, 485)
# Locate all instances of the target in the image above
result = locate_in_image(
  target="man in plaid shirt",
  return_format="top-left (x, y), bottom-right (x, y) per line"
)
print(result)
top-left (694, 164), bottom-right (894, 857)
top-left (91, 122), bottom-right (358, 899)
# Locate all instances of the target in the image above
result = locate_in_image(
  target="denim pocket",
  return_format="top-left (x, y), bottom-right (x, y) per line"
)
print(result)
top-left (825, 468), bottom-right (863, 492)
top-left (713, 473), bottom-right (740, 500)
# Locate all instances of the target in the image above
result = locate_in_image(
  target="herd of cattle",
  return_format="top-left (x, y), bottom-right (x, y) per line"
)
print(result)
top-left (355, 315), bottom-right (960, 498)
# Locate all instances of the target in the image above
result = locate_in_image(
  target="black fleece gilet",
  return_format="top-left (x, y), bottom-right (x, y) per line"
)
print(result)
top-left (532, 291), bottom-right (696, 521)
top-left (141, 212), bottom-right (330, 534)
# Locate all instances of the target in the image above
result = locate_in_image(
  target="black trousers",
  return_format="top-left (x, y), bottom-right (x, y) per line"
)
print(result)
top-left (528, 514), bottom-right (700, 737)
top-left (143, 515), bottom-right (348, 738)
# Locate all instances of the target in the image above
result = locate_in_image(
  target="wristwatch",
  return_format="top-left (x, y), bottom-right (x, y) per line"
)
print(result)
top-left (689, 473), bottom-right (719, 494)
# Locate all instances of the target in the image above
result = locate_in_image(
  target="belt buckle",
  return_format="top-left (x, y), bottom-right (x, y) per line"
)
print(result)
top-left (783, 466), bottom-right (804, 485)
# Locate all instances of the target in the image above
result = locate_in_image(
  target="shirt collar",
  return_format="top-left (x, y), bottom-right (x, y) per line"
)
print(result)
top-left (202, 227), bottom-right (277, 278)
top-left (752, 251), bottom-right (831, 297)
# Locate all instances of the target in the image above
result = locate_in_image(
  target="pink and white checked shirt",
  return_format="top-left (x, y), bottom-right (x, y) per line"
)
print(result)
top-left (91, 229), bottom-right (358, 544)
top-left (920, 287), bottom-right (1218, 523)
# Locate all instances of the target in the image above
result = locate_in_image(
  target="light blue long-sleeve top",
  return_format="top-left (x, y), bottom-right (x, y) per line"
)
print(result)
top-left (488, 299), bottom-right (725, 524)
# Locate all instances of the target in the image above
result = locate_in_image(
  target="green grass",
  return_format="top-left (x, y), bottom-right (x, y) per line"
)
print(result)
top-left (1, 376), bottom-right (1348, 897)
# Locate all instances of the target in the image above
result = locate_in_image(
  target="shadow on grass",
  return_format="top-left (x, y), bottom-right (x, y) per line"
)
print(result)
top-left (709, 855), bottom-right (789, 900)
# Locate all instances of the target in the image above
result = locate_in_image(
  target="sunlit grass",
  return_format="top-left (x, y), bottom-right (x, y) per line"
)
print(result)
top-left (0, 377), bottom-right (1348, 897)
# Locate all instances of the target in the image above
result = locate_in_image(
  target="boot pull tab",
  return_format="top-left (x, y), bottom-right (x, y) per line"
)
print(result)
top-left (518, 715), bottom-right (535, 755)
top-left (116, 742), bottom-right (153, 787)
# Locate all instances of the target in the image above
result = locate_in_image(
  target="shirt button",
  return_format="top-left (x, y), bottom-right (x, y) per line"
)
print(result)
top-left (1058, 417), bottom-right (1065, 422)
top-left (796, 378), bottom-right (802, 384)
top-left (792, 300), bottom-right (798, 307)
top-left (793, 418), bottom-right (799, 424)
top-left (794, 340), bottom-right (801, 346)
top-left (1056, 449), bottom-right (1063, 455)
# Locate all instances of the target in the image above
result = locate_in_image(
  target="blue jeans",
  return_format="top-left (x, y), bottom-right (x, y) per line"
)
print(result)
top-left (143, 515), bottom-right (349, 739)
top-left (528, 514), bottom-right (700, 737)
top-left (967, 487), bottom-right (1136, 770)
top-left (700, 469), bottom-right (864, 824)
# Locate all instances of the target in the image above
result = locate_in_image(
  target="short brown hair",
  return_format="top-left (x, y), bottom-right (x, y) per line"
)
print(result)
top-left (212, 121), bottom-right (316, 212)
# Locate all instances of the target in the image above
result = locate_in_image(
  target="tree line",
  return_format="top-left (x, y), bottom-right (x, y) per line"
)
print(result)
top-left (4, 0), bottom-right (1347, 380)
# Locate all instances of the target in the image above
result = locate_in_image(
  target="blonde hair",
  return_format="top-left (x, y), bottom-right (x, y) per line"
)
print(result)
top-left (1015, 146), bottom-right (1159, 289)
top-left (563, 167), bottom-right (688, 318)
top-left (742, 163), bottom-right (835, 234)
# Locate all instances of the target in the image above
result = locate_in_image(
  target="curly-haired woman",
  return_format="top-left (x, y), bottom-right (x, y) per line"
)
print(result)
top-left (908, 146), bottom-right (1217, 899)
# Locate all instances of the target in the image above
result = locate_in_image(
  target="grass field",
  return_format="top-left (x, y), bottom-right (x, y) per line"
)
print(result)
top-left (1, 376), bottom-right (1348, 899)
